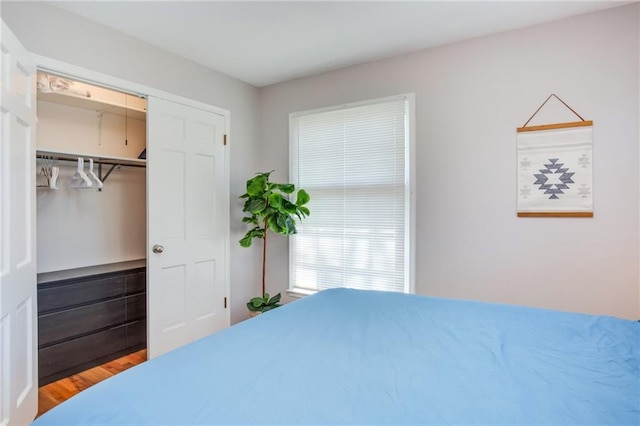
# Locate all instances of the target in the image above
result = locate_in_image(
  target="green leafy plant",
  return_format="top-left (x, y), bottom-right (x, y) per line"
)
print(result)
top-left (239, 171), bottom-right (310, 313)
top-left (247, 292), bottom-right (281, 313)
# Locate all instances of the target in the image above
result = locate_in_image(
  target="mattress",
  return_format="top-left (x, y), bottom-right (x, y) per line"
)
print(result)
top-left (33, 288), bottom-right (640, 425)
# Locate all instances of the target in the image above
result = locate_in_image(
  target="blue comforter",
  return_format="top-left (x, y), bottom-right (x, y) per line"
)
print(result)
top-left (34, 288), bottom-right (640, 425)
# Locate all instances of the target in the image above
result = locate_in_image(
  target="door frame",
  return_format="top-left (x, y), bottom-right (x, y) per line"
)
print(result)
top-left (31, 54), bottom-right (232, 352)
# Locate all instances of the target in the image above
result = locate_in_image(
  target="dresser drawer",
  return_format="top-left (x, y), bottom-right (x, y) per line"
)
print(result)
top-left (126, 293), bottom-right (146, 321)
top-left (125, 270), bottom-right (146, 294)
top-left (38, 275), bottom-right (125, 314)
top-left (39, 299), bottom-right (126, 348)
top-left (126, 320), bottom-right (146, 348)
top-left (39, 325), bottom-right (127, 383)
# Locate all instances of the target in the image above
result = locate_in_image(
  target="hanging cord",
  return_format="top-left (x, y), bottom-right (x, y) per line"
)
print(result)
top-left (125, 94), bottom-right (128, 146)
top-left (98, 112), bottom-right (103, 146)
top-left (522, 93), bottom-right (585, 128)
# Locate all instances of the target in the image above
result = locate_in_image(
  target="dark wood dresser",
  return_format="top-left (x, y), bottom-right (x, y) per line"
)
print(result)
top-left (37, 262), bottom-right (146, 385)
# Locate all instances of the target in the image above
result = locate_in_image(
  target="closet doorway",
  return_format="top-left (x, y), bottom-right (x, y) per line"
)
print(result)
top-left (33, 72), bottom-right (230, 382)
top-left (35, 73), bottom-right (148, 386)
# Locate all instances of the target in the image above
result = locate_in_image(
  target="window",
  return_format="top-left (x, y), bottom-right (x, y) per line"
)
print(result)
top-left (289, 95), bottom-right (414, 295)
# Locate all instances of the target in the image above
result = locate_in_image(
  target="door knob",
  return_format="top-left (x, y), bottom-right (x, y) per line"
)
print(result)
top-left (152, 244), bottom-right (164, 254)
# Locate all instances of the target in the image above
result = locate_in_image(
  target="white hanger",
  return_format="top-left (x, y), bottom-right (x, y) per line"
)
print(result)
top-left (36, 155), bottom-right (50, 188)
top-left (49, 160), bottom-right (59, 190)
top-left (69, 157), bottom-right (93, 189)
top-left (87, 159), bottom-right (104, 190)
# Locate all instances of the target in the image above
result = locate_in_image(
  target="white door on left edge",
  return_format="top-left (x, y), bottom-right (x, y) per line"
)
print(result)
top-left (0, 20), bottom-right (38, 426)
top-left (147, 97), bottom-right (229, 359)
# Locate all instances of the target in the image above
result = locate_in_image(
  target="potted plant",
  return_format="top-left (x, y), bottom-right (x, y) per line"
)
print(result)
top-left (239, 171), bottom-right (310, 316)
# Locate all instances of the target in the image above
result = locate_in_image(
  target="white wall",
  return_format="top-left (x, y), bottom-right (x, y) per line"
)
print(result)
top-left (37, 100), bottom-right (147, 160)
top-left (258, 4), bottom-right (640, 319)
top-left (36, 99), bottom-right (146, 273)
top-left (2, 2), bottom-right (261, 324)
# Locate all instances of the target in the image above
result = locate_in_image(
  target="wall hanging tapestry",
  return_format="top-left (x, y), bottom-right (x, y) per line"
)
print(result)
top-left (517, 94), bottom-right (593, 218)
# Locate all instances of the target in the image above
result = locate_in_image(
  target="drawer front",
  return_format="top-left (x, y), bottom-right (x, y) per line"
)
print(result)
top-left (39, 299), bottom-right (126, 348)
top-left (39, 325), bottom-right (127, 381)
top-left (126, 293), bottom-right (146, 321)
top-left (38, 275), bottom-right (125, 314)
top-left (125, 270), bottom-right (146, 294)
top-left (126, 320), bottom-right (146, 347)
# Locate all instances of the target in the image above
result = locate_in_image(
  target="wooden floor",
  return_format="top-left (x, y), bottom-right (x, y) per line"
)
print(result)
top-left (37, 349), bottom-right (147, 418)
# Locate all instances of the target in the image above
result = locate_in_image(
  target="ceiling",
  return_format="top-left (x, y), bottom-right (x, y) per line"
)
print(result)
top-left (52, 1), bottom-right (629, 88)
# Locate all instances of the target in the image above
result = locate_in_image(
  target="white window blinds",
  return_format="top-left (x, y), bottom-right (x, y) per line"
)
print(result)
top-left (290, 96), bottom-right (411, 294)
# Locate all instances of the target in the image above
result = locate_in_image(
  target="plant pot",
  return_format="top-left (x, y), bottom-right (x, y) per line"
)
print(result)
top-left (248, 310), bottom-right (261, 318)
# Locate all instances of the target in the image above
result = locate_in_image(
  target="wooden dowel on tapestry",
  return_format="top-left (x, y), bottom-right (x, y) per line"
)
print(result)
top-left (517, 212), bottom-right (594, 218)
top-left (517, 120), bottom-right (593, 133)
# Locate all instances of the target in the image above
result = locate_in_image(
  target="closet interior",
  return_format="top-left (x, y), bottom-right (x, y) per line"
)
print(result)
top-left (36, 73), bottom-right (148, 385)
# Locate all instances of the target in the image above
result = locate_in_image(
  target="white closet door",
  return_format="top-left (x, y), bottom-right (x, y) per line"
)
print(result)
top-left (0, 20), bottom-right (38, 425)
top-left (147, 97), bottom-right (229, 359)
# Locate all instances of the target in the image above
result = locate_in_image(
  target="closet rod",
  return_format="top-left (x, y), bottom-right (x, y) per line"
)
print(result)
top-left (37, 151), bottom-right (145, 190)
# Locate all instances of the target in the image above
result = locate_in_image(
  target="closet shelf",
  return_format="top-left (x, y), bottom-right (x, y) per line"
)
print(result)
top-left (38, 91), bottom-right (146, 120)
top-left (37, 149), bottom-right (146, 168)
top-left (37, 259), bottom-right (147, 285)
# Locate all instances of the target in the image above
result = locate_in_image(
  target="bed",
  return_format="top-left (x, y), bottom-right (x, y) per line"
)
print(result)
top-left (33, 288), bottom-right (639, 425)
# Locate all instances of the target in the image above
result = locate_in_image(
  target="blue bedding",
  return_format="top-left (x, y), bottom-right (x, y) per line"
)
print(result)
top-left (34, 288), bottom-right (639, 425)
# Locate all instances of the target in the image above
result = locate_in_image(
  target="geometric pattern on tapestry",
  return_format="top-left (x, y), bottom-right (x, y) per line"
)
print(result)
top-left (533, 158), bottom-right (575, 199)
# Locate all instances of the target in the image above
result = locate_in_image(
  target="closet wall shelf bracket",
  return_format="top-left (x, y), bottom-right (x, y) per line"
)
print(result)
top-left (97, 163), bottom-right (119, 185)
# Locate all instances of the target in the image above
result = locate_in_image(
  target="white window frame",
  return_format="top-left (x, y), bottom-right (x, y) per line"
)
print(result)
top-left (288, 94), bottom-right (416, 296)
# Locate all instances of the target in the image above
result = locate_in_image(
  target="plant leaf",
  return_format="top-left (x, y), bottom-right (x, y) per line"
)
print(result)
top-left (276, 214), bottom-right (287, 229)
top-left (246, 175), bottom-right (267, 196)
top-left (242, 216), bottom-right (258, 224)
top-left (242, 197), bottom-right (259, 213)
top-left (268, 293), bottom-right (281, 304)
top-left (299, 206), bottom-right (310, 216)
top-left (272, 183), bottom-right (295, 194)
top-left (281, 199), bottom-right (297, 214)
top-left (247, 227), bottom-right (265, 239)
top-left (285, 217), bottom-right (296, 235)
top-left (239, 234), bottom-right (253, 247)
top-left (268, 193), bottom-right (282, 209)
top-left (296, 189), bottom-right (310, 206)
top-left (266, 216), bottom-right (280, 234)
top-left (245, 198), bottom-right (266, 214)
